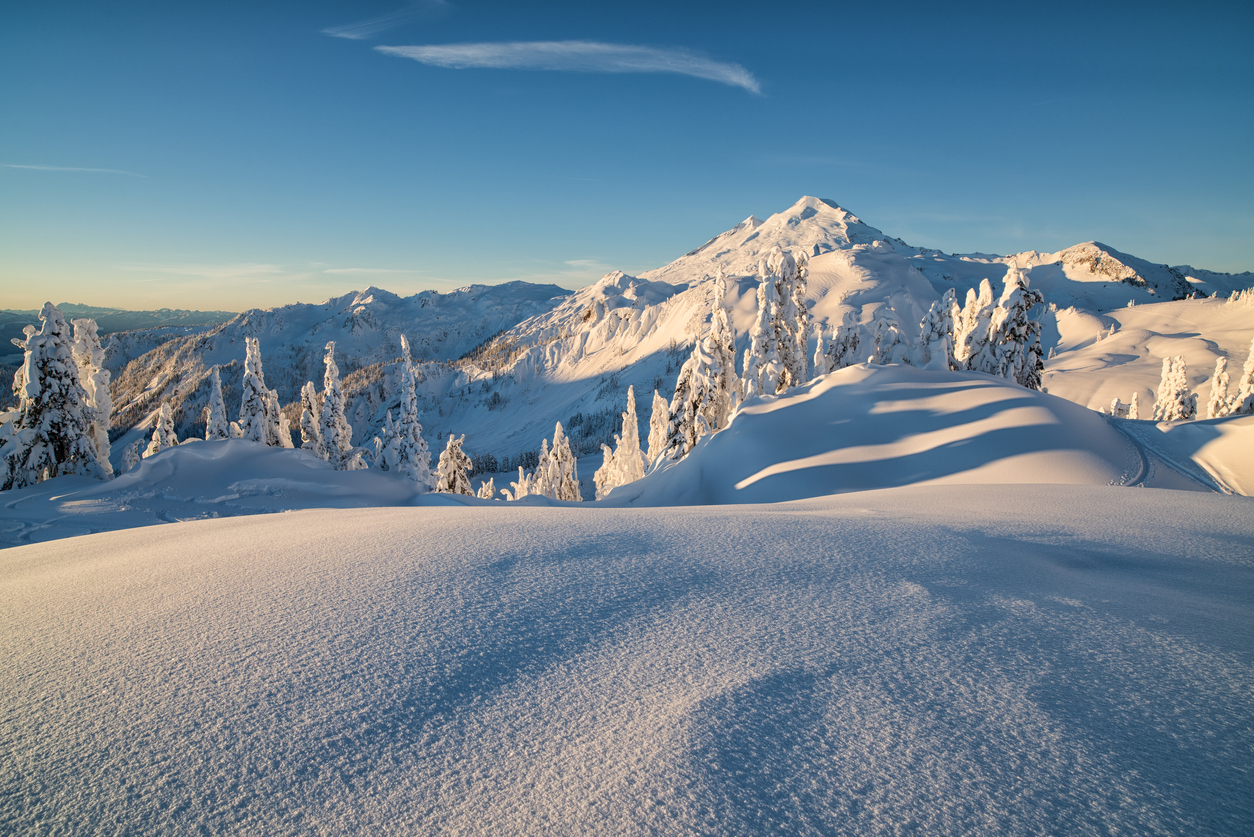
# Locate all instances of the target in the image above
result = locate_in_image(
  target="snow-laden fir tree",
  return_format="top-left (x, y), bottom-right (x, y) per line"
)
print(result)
top-left (813, 318), bottom-right (862, 376)
top-left (1152, 356), bottom-right (1197, 421)
top-left (665, 278), bottom-right (743, 459)
top-left (122, 439), bottom-right (141, 474)
top-left (953, 279), bottom-right (995, 370)
top-left (70, 317), bottom-right (112, 476)
top-left (318, 341), bottom-right (357, 468)
top-left (646, 388), bottom-right (669, 467)
top-left (1106, 397), bottom-right (1129, 419)
top-left (914, 288), bottom-right (958, 370)
top-left (144, 401), bottom-right (179, 458)
top-left (869, 316), bottom-right (908, 365)
top-left (980, 265), bottom-right (1045, 389)
top-left (742, 247), bottom-right (809, 398)
top-left (1232, 337), bottom-right (1254, 415)
top-left (707, 274), bottom-right (741, 425)
top-left (205, 366), bottom-right (229, 441)
top-left (393, 345), bottom-right (434, 488)
top-left (1205, 357), bottom-right (1231, 419)
top-left (268, 390), bottom-right (294, 449)
top-left (435, 433), bottom-right (474, 495)
top-left (593, 385), bottom-right (648, 499)
top-left (476, 477), bottom-right (495, 500)
top-left (504, 466), bottom-right (533, 501)
top-left (535, 422), bottom-right (580, 501)
top-left (236, 337), bottom-right (287, 447)
top-left (1128, 391), bottom-right (1140, 420)
top-left (299, 381), bottom-right (323, 455)
top-left (1, 303), bottom-right (110, 489)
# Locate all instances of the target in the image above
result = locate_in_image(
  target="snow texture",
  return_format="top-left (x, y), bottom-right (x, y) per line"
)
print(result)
top-left (2, 485), bottom-right (1252, 836)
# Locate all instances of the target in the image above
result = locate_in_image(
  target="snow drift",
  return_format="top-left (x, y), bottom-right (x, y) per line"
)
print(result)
top-left (2, 486), bottom-right (1251, 835)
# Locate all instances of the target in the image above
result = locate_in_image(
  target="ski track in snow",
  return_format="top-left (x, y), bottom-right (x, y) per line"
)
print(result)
top-left (2, 485), bottom-right (1253, 836)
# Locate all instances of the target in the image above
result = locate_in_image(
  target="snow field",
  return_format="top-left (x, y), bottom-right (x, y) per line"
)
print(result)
top-left (2, 485), bottom-right (1252, 835)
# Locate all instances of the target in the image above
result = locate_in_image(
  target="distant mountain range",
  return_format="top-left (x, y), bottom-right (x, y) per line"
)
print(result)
top-left (11, 197), bottom-right (1252, 473)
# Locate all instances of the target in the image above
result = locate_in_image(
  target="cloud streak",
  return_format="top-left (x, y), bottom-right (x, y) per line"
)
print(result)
top-left (323, 0), bottom-right (450, 40)
top-left (4, 164), bottom-right (145, 177)
top-left (377, 41), bottom-right (761, 93)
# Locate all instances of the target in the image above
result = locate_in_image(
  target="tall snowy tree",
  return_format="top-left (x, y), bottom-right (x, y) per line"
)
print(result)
top-left (1231, 337), bottom-right (1254, 415)
top-left (813, 319), bottom-right (862, 376)
top-left (205, 366), bottom-right (229, 441)
top-left (742, 248), bottom-right (808, 398)
top-left (299, 381), bottom-right (324, 455)
top-left (1, 303), bottom-right (110, 489)
top-left (1205, 357), bottom-right (1231, 419)
top-left (981, 265), bottom-right (1045, 389)
top-left (237, 337), bottom-right (286, 447)
top-left (435, 433), bottom-right (474, 495)
top-left (144, 401), bottom-right (179, 458)
top-left (1152, 356), bottom-right (1197, 421)
top-left (869, 316), bottom-right (908, 365)
top-left (70, 317), bottom-right (112, 477)
top-left (476, 477), bottom-right (496, 500)
top-left (505, 466), bottom-right (533, 501)
top-left (593, 385), bottom-right (648, 499)
top-left (953, 279), bottom-right (995, 371)
top-left (914, 289), bottom-right (958, 371)
top-left (546, 422), bottom-right (581, 501)
top-left (646, 388), bottom-right (669, 467)
top-left (319, 341), bottom-right (356, 468)
top-left (708, 274), bottom-right (741, 426)
top-left (1128, 392), bottom-right (1140, 420)
top-left (374, 355), bottom-right (434, 489)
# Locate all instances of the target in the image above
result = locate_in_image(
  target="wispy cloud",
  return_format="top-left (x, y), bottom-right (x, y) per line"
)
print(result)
top-left (323, 0), bottom-right (451, 40)
top-left (322, 267), bottom-right (428, 276)
top-left (122, 263), bottom-right (291, 281)
top-left (4, 164), bottom-right (145, 177)
top-left (377, 41), bottom-right (761, 94)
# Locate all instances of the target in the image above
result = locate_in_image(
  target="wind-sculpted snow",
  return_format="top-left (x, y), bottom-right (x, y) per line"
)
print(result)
top-left (2, 486), bottom-right (1252, 835)
top-left (610, 364), bottom-right (1227, 506)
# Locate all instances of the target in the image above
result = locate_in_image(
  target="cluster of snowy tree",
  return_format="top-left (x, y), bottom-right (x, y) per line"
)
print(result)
top-left (1109, 338), bottom-right (1254, 422)
top-left (502, 422), bottom-right (581, 502)
top-left (1, 304), bottom-right (113, 489)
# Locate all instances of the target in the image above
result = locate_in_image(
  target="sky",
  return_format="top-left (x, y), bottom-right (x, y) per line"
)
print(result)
top-left (1, 0), bottom-right (1251, 312)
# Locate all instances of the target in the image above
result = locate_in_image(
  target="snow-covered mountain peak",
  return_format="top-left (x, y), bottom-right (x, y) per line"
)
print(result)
top-left (646, 196), bottom-right (895, 286)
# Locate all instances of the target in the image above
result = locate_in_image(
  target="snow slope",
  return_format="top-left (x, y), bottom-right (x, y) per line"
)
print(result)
top-left (3, 486), bottom-right (1252, 836)
top-left (611, 364), bottom-right (1232, 506)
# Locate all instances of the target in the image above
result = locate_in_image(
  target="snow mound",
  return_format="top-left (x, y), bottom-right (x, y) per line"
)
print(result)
top-left (613, 364), bottom-right (1150, 506)
top-left (3, 486), bottom-right (1252, 835)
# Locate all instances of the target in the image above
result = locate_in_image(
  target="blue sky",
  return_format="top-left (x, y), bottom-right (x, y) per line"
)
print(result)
top-left (2, 0), bottom-right (1251, 311)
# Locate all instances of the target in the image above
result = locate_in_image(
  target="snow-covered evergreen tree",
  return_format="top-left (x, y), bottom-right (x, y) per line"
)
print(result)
top-left (237, 337), bottom-right (286, 447)
top-left (667, 281), bottom-right (742, 459)
top-left (708, 275), bottom-right (741, 426)
top-left (1152, 356), bottom-right (1197, 421)
top-left (813, 319), bottom-right (862, 376)
top-left (122, 439), bottom-right (141, 473)
top-left (914, 289), bottom-right (958, 370)
top-left (70, 317), bottom-right (112, 477)
top-left (1, 303), bottom-right (109, 489)
top-left (549, 423), bottom-right (581, 501)
top-left (742, 247), bottom-right (809, 398)
top-left (981, 265), bottom-right (1045, 389)
top-left (318, 341), bottom-right (356, 468)
top-left (1106, 397), bottom-right (1128, 419)
top-left (1205, 357), bottom-right (1231, 419)
top-left (1232, 337), bottom-right (1254, 415)
top-left (1128, 392), bottom-right (1140, 420)
top-left (742, 266), bottom-right (784, 399)
top-left (435, 433), bottom-right (474, 495)
top-left (869, 316), bottom-right (908, 365)
top-left (386, 356), bottom-right (436, 486)
top-left (505, 466), bottom-right (532, 501)
top-left (144, 401), bottom-right (179, 458)
top-left (647, 388), bottom-right (669, 466)
top-left (953, 279), bottom-right (995, 370)
top-left (299, 381), bottom-right (324, 456)
top-left (593, 385), bottom-right (648, 499)
top-left (476, 477), bottom-right (495, 500)
top-left (205, 367), bottom-right (229, 441)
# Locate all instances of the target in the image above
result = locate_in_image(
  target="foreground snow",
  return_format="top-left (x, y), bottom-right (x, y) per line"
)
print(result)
top-left (2, 485), bottom-right (1251, 835)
